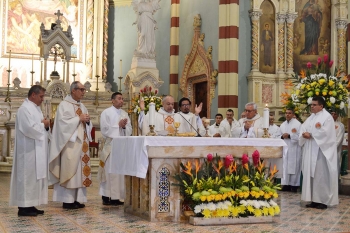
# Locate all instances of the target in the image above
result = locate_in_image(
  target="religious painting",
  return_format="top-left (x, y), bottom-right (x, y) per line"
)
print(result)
top-left (2, 0), bottom-right (83, 58)
top-left (293, 0), bottom-right (331, 72)
top-left (259, 0), bottom-right (275, 74)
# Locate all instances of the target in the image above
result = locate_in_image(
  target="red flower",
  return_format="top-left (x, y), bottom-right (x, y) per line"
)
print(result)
top-left (252, 150), bottom-right (260, 167)
top-left (242, 154), bottom-right (249, 165)
top-left (224, 154), bottom-right (234, 168)
top-left (329, 60), bottom-right (334, 68)
top-left (140, 89), bottom-right (143, 93)
top-left (306, 62), bottom-right (312, 69)
top-left (323, 54), bottom-right (329, 63)
top-left (155, 90), bottom-right (158, 94)
top-left (143, 87), bottom-right (147, 92)
top-left (149, 86), bottom-right (152, 91)
top-left (317, 57), bottom-right (321, 65)
top-left (207, 153), bottom-right (213, 162)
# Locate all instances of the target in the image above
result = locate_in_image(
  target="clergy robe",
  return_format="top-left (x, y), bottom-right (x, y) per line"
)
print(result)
top-left (219, 118), bottom-right (240, 137)
top-left (269, 124), bottom-right (282, 139)
top-left (299, 109), bottom-right (338, 206)
top-left (99, 106), bottom-right (132, 200)
top-left (173, 112), bottom-right (199, 134)
top-left (280, 118), bottom-right (302, 186)
top-left (9, 99), bottom-right (48, 207)
top-left (335, 121), bottom-right (345, 173)
top-left (208, 123), bottom-right (220, 136)
top-left (232, 113), bottom-right (263, 138)
top-left (49, 95), bottom-right (92, 203)
top-left (139, 108), bottom-right (175, 135)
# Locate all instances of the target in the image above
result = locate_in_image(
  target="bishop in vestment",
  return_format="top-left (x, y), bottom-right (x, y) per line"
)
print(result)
top-left (49, 81), bottom-right (93, 209)
top-left (99, 92), bottom-right (132, 205)
top-left (232, 102), bottom-right (263, 138)
top-left (299, 96), bottom-right (338, 209)
top-left (10, 85), bottom-right (50, 216)
top-left (138, 95), bottom-right (176, 135)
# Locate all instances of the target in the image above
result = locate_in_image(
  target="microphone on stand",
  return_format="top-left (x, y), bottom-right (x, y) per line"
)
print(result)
top-left (176, 112), bottom-right (202, 137)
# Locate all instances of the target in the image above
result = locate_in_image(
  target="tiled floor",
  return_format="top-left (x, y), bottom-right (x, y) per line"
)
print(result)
top-left (1, 173), bottom-right (350, 233)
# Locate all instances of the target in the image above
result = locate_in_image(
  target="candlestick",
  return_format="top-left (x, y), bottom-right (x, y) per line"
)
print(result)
top-left (94, 74), bottom-right (100, 106)
top-left (31, 54), bottom-right (34, 71)
top-left (5, 50), bottom-right (12, 102)
top-left (149, 102), bottom-right (155, 126)
top-left (96, 56), bottom-right (99, 75)
top-left (73, 57), bottom-right (76, 74)
top-left (263, 104), bottom-right (269, 129)
top-left (120, 59), bottom-right (122, 77)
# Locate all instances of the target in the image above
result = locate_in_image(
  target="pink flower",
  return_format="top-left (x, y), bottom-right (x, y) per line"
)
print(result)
top-left (207, 153), bottom-right (213, 162)
top-left (306, 62), bottom-right (312, 69)
top-left (242, 154), bottom-right (249, 165)
top-left (155, 90), bottom-right (158, 94)
top-left (329, 60), bottom-right (334, 68)
top-left (149, 86), bottom-right (152, 91)
top-left (317, 57), bottom-right (321, 65)
top-left (143, 87), bottom-right (147, 92)
top-left (224, 154), bottom-right (234, 168)
top-left (252, 150), bottom-right (260, 167)
top-left (323, 54), bottom-right (329, 63)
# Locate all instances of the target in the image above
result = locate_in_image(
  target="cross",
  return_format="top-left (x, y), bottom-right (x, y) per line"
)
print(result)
top-left (54, 10), bottom-right (63, 25)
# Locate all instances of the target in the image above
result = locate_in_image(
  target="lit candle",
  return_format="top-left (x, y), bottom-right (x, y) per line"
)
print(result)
top-left (31, 54), bottom-right (34, 71)
top-left (149, 102), bottom-right (155, 126)
top-left (96, 56), bottom-right (99, 75)
top-left (120, 59), bottom-right (122, 77)
top-left (263, 104), bottom-right (269, 128)
top-left (8, 50), bottom-right (11, 70)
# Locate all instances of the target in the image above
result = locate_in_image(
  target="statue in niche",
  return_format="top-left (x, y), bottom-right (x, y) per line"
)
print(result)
top-left (132, 0), bottom-right (161, 59)
top-left (299, 0), bottom-right (322, 55)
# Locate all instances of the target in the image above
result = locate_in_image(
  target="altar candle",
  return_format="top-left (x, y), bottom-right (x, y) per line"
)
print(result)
top-left (149, 102), bottom-right (155, 126)
top-left (8, 50), bottom-right (11, 70)
top-left (263, 104), bottom-right (269, 128)
top-left (120, 59), bottom-right (122, 77)
top-left (31, 54), bottom-right (34, 71)
top-left (96, 56), bottom-right (99, 75)
top-left (73, 57), bottom-right (76, 74)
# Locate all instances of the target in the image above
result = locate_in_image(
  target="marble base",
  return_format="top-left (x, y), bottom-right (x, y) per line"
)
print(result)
top-left (189, 216), bottom-right (274, 226)
top-left (131, 56), bottom-right (156, 69)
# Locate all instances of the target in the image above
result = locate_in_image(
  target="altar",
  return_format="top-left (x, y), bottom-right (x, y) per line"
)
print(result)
top-left (109, 136), bottom-right (287, 222)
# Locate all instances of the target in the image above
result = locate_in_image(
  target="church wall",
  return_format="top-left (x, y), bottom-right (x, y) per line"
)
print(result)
top-left (178, 1), bottom-right (219, 117)
top-left (238, 0), bottom-right (251, 116)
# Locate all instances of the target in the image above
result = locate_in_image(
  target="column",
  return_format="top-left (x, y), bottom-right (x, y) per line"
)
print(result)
top-left (217, 0), bottom-right (239, 116)
top-left (169, 0), bottom-right (180, 108)
top-left (276, 13), bottom-right (286, 74)
top-left (249, 10), bottom-right (262, 72)
top-left (335, 19), bottom-right (347, 73)
top-left (286, 14), bottom-right (298, 75)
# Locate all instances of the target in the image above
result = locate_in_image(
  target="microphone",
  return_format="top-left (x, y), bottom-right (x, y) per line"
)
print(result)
top-left (176, 112), bottom-right (202, 137)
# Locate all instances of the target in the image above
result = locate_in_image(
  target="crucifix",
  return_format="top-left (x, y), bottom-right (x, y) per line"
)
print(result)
top-left (54, 10), bottom-right (63, 25)
top-left (49, 44), bottom-right (64, 72)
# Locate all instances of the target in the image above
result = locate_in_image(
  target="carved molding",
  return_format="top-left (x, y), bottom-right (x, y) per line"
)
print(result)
top-left (179, 14), bottom-right (216, 116)
top-left (131, 72), bottom-right (163, 89)
top-left (249, 11), bottom-right (262, 21)
top-left (335, 19), bottom-right (348, 29)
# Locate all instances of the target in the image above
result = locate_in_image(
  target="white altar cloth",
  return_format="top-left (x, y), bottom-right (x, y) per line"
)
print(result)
top-left (109, 136), bottom-right (287, 179)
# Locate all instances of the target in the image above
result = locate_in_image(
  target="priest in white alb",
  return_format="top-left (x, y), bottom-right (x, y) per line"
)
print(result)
top-left (49, 81), bottom-right (93, 209)
top-left (173, 97), bottom-right (202, 135)
top-left (208, 113), bottom-right (223, 137)
top-left (331, 111), bottom-right (345, 173)
top-left (10, 85), bottom-right (50, 216)
top-left (280, 108), bottom-right (302, 192)
top-left (232, 102), bottom-right (263, 138)
top-left (299, 96), bottom-right (338, 209)
top-left (138, 95), bottom-right (176, 135)
top-left (219, 109), bottom-right (240, 137)
top-left (99, 92), bottom-right (132, 205)
top-left (268, 114), bottom-right (281, 139)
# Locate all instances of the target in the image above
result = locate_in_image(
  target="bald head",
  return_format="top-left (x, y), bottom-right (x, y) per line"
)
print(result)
top-left (162, 95), bottom-right (174, 113)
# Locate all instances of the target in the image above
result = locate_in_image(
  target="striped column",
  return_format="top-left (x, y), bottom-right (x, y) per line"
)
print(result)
top-left (335, 19), bottom-right (347, 73)
top-left (169, 0), bottom-right (180, 108)
top-left (286, 14), bottom-right (297, 75)
top-left (217, 0), bottom-right (239, 117)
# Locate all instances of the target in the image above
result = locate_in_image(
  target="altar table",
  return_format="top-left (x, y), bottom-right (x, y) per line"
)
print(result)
top-left (109, 136), bottom-right (287, 222)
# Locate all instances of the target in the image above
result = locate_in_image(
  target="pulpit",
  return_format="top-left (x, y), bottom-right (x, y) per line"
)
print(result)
top-left (109, 136), bottom-right (286, 222)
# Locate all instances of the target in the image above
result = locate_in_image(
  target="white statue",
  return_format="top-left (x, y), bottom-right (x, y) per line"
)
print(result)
top-left (132, 0), bottom-right (161, 59)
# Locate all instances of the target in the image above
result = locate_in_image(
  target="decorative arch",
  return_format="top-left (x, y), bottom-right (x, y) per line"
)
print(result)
top-left (179, 14), bottom-right (217, 118)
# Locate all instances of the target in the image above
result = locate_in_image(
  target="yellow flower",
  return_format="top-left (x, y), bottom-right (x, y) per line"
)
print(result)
top-left (259, 190), bottom-right (265, 196)
top-left (238, 192), bottom-right (244, 198)
top-left (274, 205), bottom-right (280, 214)
top-left (262, 207), bottom-right (269, 216)
top-left (339, 83), bottom-right (343, 88)
top-left (239, 205), bottom-right (246, 213)
top-left (301, 84), bottom-right (305, 89)
top-left (311, 81), bottom-right (317, 86)
top-left (200, 196), bottom-right (207, 202)
top-left (203, 209), bottom-right (211, 218)
top-left (273, 193), bottom-right (278, 198)
top-left (247, 205), bottom-right (255, 213)
top-left (264, 193), bottom-right (270, 199)
top-left (268, 207), bottom-right (275, 216)
top-left (322, 91), bottom-right (327, 96)
top-left (295, 90), bottom-right (300, 95)
top-left (319, 79), bottom-right (326, 85)
top-left (231, 207), bottom-right (240, 217)
top-left (215, 194), bottom-right (223, 202)
top-left (217, 209), bottom-right (224, 217)
top-left (329, 91), bottom-right (333, 95)
top-left (211, 210), bottom-right (218, 218)
top-left (222, 209), bottom-right (230, 217)
top-left (316, 92), bottom-right (319, 95)
top-left (222, 193), bottom-right (228, 200)
top-left (255, 193), bottom-right (261, 199)
top-left (329, 80), bottom-right (335, 86)
top-left (207, 195), bottom-right (214, 202)
top-left (306, 85), bottom-right (310, 90)
top-left (243, 192), bottom-right (250, 199)
top-left (254, 209), bottom-right (262, 217)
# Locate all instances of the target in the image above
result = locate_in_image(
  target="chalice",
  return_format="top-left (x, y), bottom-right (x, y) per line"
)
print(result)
top-left (174, 122), bottom-right (180, 136)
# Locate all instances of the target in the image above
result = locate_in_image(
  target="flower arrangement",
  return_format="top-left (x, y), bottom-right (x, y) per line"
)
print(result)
top-left (131, 86), bottom-right (162, 115)
top-left (173, 151), bottom-right (281, 218)
top-left (288, 54), bottom-right (349, 117)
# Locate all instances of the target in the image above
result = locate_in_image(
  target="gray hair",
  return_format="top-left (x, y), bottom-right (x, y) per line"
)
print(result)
top-left (245, 102), bottom-right (257, 110)
top-left (70, 81), bottom-right (81, 93)
top-left (162, 95), bottom-right (174, 104)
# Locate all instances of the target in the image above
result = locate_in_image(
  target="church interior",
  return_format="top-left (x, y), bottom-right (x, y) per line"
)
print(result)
top-left (0, 0), bottom-right (350, 232)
